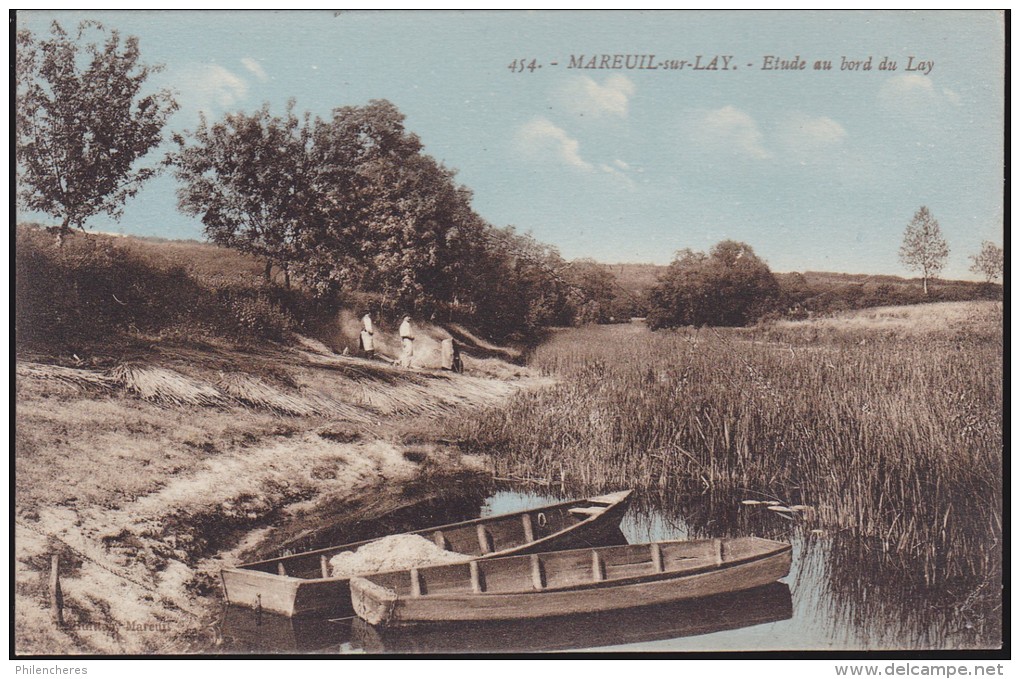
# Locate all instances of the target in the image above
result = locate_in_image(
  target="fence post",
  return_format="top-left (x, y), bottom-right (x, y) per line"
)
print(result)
top-left (50, 553), bottom-right (64, 626)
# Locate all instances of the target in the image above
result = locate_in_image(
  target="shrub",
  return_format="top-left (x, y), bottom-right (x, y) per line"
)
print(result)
top-left (647, 241), bottom-right (781, 329)
top-left (221, 291), bottom-right (294, 342)
top-left (15, 225), bottom-right (298, 353)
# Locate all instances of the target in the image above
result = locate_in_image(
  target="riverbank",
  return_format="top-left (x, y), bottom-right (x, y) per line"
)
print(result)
top-left (14, 337), bottom-right (545, 655)
top-left (443, 302), bottom-right (1002, 591)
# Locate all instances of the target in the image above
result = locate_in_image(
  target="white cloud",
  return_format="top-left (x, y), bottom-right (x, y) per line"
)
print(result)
top-left (514, 118), bottom-right (635, 187)
top-left (687, 107), bottom-right (851, 164)
top-left (241, 57), bottom-right (269, 82)
top-left (598, 162), bottom-right (636, 188)
top-left (179, 64), bottom-right (249, 114)
top-left (516, 117), bottom-right (592, 171)
top-left (776, 114), bottom-right (848, 158)
top-left (880, 74), bottom-right (934, 97)
top-left (692, 106), bottom-right (770, 159)
top-left (558, 75), bottom-right (636, 118)
top-left (878, 74), bottom-right (939, 114)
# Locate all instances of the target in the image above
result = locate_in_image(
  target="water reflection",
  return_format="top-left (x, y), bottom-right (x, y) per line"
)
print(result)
top-left (220, 583), bottom-right (793, 654)
top-left (220, 607), bottom-right (357, 654)
top-left (484, 487), bottom-right (1000, 650)
top-left (217, 484), bottom-right (1000, 653)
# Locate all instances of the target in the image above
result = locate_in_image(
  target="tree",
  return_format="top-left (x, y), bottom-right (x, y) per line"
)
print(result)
top-left (16, 21), bottom-right (178, 237)
top-left (561, 259), bottom-right (628, 325)
top-left (299, 100), bottom-right (485, 311)
top-left (647, 240), bottom-right (781, 329)
top-left (170, 102), bottom-right (313, 285)
top-left (171, 97), bottom-right (487, 314)
top-left (464, 226), bottom-right (573, 339)
top-left (899, 206), bottom-right (949, 295)
top-left (969, 241), bottom-right (1004, 283)
top-left (296, 100), bottom-right (426, 297)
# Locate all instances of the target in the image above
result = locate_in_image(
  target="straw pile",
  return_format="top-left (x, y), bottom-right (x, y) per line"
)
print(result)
top-left (216, 372), bottom-right (318, 416)
top-left (109, 364), bottom-right (228, 407)
top-left (16, 362), bottom-right (116, 391)
top-left (328, 534), bottom-right (466, 578)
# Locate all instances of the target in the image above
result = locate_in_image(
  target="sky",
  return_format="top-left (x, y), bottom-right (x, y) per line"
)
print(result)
top-left (14, 10), bottom-right (1005, 280)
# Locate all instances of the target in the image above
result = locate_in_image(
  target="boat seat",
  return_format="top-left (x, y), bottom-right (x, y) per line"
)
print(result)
top-left (568, 506), bottom-right (606, 517)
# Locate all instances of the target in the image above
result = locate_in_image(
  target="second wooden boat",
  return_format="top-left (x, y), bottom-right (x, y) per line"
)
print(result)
top-left (350, 536), bottom-right (792, 626)
top-left (349, 582), bottom-right (793, 653)
top-left (221, 490), bottom-right (632, 617)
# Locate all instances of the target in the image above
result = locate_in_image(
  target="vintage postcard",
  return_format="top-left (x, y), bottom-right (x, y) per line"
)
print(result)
top-left (13, 9), bottom-right (1004, 665)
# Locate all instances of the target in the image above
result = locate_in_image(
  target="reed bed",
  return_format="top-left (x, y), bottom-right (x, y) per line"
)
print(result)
top-left (450, 308), bottom-right (1002, 587)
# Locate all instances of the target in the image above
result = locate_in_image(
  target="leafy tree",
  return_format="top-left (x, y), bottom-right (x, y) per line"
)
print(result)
top-left (465, 226), bottom-right (573, 338)
top-left (562, 259), bottom-right (629, 324)
top-left (647, 240), bottom-right (781, 329)
top-left (169, 102), bottom-right (313, 284)
top-left (899, 206), bottom-right (949, 295)
top-left (344, 147), bottom-right (479, 314)
top-left (295, 100), bottom-right (424, 297)
top-left (969, 241), bottom-right (1004, 283)
top-left (299, 100), bottom-right (484, 312)
top-left (16, 21), bottom-right (178, 238)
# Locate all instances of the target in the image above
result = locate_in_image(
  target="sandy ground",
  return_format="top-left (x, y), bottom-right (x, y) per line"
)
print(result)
top-left (14, 337), bottom-right (548, 655)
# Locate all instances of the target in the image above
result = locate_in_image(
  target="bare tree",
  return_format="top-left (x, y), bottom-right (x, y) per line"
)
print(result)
top-left (16, 21), bottom-right (178, 239)
top-left (899, 206), bottom-right (949, 295)
top-left (969, 241), bottom-right (1004, 283)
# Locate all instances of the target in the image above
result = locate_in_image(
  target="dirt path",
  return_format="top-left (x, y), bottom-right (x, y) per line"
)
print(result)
top-left (14, 340), bottom-right (548, 654)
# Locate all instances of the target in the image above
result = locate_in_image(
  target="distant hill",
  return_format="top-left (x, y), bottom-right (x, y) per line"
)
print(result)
top-left (798, 271), bottom-right (935, 287)
top-left (600, 261), bottom-right (999, 318)
top-left (604, 263), bottom-right (988, 297)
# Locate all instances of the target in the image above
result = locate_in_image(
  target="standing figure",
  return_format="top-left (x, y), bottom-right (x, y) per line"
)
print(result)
top-left (360, 311), bottom-right (375, 359)
top-left (440, 338), bottom-right (464, 373)
top-left (399, 315), bottom-right (415, 368)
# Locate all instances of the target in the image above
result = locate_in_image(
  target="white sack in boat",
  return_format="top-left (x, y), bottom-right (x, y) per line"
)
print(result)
top-left (329, 534), bottom-right (466, 578)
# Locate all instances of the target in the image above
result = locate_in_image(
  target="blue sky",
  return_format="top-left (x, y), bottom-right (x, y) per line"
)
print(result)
top-left (16, 10), bottom-right (1005, 279)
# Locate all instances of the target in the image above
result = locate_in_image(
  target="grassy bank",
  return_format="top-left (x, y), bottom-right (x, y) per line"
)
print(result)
top-left (14, 333), bottom-right (539, 654)
top-left (441, 302), bottom-right (1002, 587)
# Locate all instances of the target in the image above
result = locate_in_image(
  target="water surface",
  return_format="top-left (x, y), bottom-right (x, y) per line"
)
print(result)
top-left (219, 486), bottom-right (1000, 654)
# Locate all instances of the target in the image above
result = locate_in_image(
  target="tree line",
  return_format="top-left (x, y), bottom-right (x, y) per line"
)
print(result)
top-left (16, 21), bottom-right (1003, 341)
top-left (646, 208), bottom-right (1002, 329)
top-left (16, 21), bottom-right (635, 341)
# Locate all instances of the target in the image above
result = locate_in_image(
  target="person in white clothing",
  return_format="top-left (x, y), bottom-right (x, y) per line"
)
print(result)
top-left (360, 311), bottom-right (375, 359)
top-left (398, 315), bottom-right (414, 368)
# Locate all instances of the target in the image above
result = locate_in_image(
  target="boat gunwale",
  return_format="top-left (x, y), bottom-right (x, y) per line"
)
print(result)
top-left (354, 538), bottom-right (792, 599)
top-left (227, 490), bottom-right (633, 576)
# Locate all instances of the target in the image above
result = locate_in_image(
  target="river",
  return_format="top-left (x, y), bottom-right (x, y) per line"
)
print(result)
top-left (216, 483), bottom-right (1000, 654)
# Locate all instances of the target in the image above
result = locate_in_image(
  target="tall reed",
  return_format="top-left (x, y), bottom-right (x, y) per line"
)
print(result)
top-left (451, 309), bottom-right (1002, 587)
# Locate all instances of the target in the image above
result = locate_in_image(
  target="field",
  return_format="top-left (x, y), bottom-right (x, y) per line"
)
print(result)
top-left (440, 302), bottom-right (1003, 590)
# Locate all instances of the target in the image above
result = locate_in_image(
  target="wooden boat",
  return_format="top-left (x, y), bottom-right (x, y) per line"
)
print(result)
top-left (221, 490), bottom-right (632, 618)
top-left (350, 536), bottom-right (792, 627)
top-left (350, 582), bottom-right (793, 654)
top-left (219, 582), bottom-right (792, 654)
